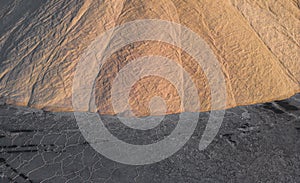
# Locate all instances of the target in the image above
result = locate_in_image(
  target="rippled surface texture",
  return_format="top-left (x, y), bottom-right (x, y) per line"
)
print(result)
top-left (0, 0), bottom-right (299, 115)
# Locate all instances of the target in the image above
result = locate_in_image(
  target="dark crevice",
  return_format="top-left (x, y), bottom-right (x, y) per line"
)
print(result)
top-left (262, 103), bottom-right (285, 114)
top-left (274, 100), bottom-right (299, 111)
top-left (4, 150), bottom-right (38, 154)
top-left (0, 158), bottom-right (33, 182)
top-left (8, 129), bottom-right (36, 133)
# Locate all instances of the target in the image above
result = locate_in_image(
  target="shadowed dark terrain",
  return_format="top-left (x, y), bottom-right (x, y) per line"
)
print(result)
top-left (0, 94), bottom-right (299, 183)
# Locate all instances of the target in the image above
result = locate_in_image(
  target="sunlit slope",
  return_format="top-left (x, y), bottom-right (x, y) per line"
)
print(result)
top-left (0, 0), bottom-right (299, 115)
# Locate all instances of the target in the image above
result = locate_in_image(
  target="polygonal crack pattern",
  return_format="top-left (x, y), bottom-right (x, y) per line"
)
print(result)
top-left (0, 94), bottom-right (299, 182)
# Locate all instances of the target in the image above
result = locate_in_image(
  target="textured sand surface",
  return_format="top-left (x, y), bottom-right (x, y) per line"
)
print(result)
top-left (0, 0), bottom-right (299, 115)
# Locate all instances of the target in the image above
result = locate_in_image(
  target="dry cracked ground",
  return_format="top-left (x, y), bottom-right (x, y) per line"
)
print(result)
top-left (0, 0), bottom-right (300, 182)
top-left (0, 94), bottom-right (299, 182)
